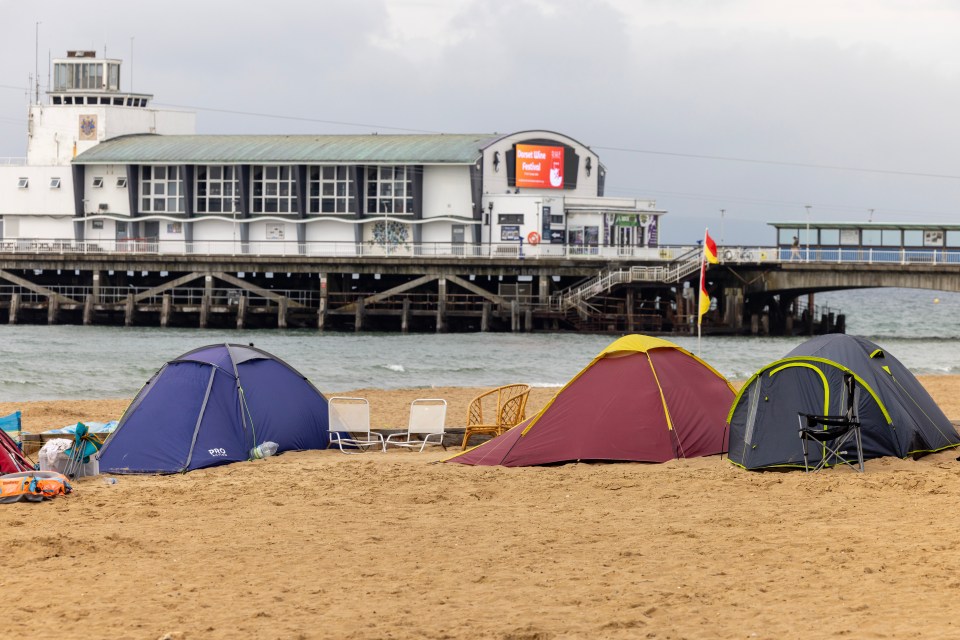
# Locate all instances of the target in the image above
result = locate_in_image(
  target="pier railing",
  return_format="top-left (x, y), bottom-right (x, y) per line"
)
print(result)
top-left (0, 238), bottom-right (695, 261)
top-left (3, 238), bottom-right (958, 265)
top-left (550, 249), bottom-right (703, 312)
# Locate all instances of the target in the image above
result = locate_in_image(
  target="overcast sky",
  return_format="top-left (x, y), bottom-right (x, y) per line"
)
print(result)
top-left (1, 0), bottom-right (959, 244)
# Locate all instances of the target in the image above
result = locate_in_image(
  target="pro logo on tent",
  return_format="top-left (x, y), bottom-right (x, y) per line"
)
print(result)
top-left (447, 335), bottom-right (736, 467)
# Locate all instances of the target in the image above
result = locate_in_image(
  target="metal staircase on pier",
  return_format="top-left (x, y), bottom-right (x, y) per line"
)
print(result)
top-left (550, 249), bottom-right (703, 314)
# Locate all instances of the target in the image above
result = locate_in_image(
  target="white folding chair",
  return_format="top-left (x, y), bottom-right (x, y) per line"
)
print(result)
top-left (385, 399), bottom-right (447, 452)
top-left (328, 397), bottom-right (384, 453)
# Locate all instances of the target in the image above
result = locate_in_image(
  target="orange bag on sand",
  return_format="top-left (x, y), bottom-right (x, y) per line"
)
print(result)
top-left (0, 471), bottom-right (73, 504)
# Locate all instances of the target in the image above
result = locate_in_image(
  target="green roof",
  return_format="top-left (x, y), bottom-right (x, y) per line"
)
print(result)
top-left (73, 133), bottom-right (501, 165)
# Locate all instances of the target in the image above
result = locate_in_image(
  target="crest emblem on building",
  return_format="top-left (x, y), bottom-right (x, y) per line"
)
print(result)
top-left (79, 115), bottom-right (97, 140)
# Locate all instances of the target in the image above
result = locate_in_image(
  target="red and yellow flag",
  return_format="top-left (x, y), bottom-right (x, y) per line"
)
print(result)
top-left (703, 230), bottom-right (718, 264)
top-left (698, 259), bottom-right (710, 323)
top-left (698, 229), bottom-right (716, 325)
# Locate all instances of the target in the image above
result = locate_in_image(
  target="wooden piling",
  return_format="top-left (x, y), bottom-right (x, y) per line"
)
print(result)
top-left (401, 297), bottom-right (411, 333)
top-left (524, 308), bottom-right (533, 333)
top-left (124, 294), bottom-right (135, 327)
top-left (317, 274), bottom-right (328, 331)
top-left (481, 301), bottom-right (491, 332)
top-left (200, 295), bottom-right (210, 328)
top-left (277, 297), bottom-right (288, 329)
top-left (626, 288), bottom-right (635, 332)
top-left (8, 293), bottom-right (19, 324)
top-left (511, 300), bottom-right (519, 332)
top-left (47, 295), bottom-right (59, 325)
top-left (236, 295), bottom-right (247, 330)
top-left (83, 294), bottom-right (94, 325)
top-left (436, 277), bottom-right (447, 333)
top-left (354, 298), bottom-right (365, 332)
top-left (161, 294), bottom-right (172, 328)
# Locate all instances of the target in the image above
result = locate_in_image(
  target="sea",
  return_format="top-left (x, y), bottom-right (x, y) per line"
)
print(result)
top-left (0, 287), bottom-right (958, 401)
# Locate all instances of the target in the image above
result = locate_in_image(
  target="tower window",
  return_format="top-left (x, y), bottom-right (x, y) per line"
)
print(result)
top-left (92, 177), bottom-right (104, 188)
top-left (50, 177), bottom-right (61, 189)
top-left (17, 177), bottom-right (28, 189)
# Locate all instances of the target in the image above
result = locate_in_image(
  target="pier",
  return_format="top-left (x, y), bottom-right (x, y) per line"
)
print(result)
top-left (0, 240), bottom-right (843, 335)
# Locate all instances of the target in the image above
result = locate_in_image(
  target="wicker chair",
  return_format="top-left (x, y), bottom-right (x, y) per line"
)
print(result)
top-left (461, 384), bottom-right (531, 450)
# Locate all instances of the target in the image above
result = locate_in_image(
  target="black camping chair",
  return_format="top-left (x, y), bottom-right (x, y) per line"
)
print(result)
top-left (798, 373), bottom-right (864, 473)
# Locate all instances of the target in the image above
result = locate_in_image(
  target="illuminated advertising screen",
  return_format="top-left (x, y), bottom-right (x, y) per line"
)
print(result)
top-left (515, 144), bottom-right (564, 189)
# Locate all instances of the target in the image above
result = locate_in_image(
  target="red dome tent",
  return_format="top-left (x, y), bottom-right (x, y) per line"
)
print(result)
top-left (448, 335), bottom-right (735, 467)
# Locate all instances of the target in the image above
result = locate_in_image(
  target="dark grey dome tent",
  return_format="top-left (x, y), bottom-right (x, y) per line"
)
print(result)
top-left (727, 334), bottom-right (960, 470)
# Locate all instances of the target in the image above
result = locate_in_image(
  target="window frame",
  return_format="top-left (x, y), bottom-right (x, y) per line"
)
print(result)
top-left (365, 166), bottom-right (414, 215)
top-left (251, 165), bottom-right (298, 214)
top-left (308, 165), bottom-right (355, 214)
top-left (140, 165), bottom-right (184, 214)
top-left (195, 165), bottom-right (240, 215)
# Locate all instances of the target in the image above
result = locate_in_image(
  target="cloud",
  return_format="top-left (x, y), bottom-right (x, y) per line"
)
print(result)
top-left (2, 0), bottom-right (959, 244)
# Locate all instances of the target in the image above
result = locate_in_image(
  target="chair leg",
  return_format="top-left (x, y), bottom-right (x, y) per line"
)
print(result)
top-left (461, 431), bottom-right (472, 451)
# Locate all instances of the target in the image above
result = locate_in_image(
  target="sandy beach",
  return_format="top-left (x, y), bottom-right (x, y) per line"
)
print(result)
top-left (3, 376), bottom-right (960, 639)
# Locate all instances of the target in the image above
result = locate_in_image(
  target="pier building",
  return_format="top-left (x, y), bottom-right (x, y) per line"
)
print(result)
top-left (0, 50), bottom-right (665, 259)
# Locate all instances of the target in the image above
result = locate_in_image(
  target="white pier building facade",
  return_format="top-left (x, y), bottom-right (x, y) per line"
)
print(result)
top-left (0, 51), bottom-right (665, 259)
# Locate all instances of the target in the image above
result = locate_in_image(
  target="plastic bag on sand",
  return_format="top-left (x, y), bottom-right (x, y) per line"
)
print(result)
top-left (38, 438), bottom-right (72, 473)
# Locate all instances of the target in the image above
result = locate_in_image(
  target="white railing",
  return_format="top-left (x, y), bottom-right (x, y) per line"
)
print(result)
top-left (3, 238), bottom-right (959, 266)
top-left (0, 238), bottom-right (698, 260)
top-left (551, 250), bottom-right (703, 312)
top-left (721, 246), bottom-right (960, 265)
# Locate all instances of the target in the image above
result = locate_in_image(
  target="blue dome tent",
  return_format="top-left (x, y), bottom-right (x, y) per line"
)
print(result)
top-left (98, 344), bottom-right (329, 473)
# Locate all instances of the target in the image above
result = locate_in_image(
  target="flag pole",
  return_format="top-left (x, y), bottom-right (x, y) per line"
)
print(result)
top-left (697, 228), bottom-right (707, 356)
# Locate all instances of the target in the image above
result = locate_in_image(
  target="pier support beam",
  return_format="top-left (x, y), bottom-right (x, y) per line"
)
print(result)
top-left (436, 277), bottom-right (447, 333)
top-left (277, 297), bottom-right (288, 329)
top-left (626, 288), bottom-right (635, 332)
top-left (8, 293), bottom-right (19, 324)
top-left (511, 300), bottom-right (519, 332)
top-left (807, 293), bottom-right (815, 335)
top-left (354, 298), bottom-right (365, 332)
top-left (92, 272), bottom-right (101, 303)
top-left (538, 275), bottom-right (551, 305)
top-left (725, 288), bottom-right (744, 331)
top-left (317, 274), bottom-right (327, 331)
top-left (200, 295), bottom-right (210, 329)
top-left (481, 301), bottom-right (491, 332)
top-left (124, 294), bottom-right (135, 327)
top-left (236, 295), bottom-right (247, 330)
top-left (525, 308), bottom-right (533, 333)
top-left (47, 295), bottom-right (59, 325)
top-left (83, 294), bottom-right (94, 325)
top-left (205, 274), bottom-right (213, 299)
top-left (160, 294), bottom-right (172, 328)
top-left (401, 297), bottom-right (411, 333)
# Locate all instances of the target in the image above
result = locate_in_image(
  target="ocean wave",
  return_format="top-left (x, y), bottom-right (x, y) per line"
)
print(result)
top-left (380, 364), bottom-right (406, 373)
top-left (526, 381), bottom-right (564, 388)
